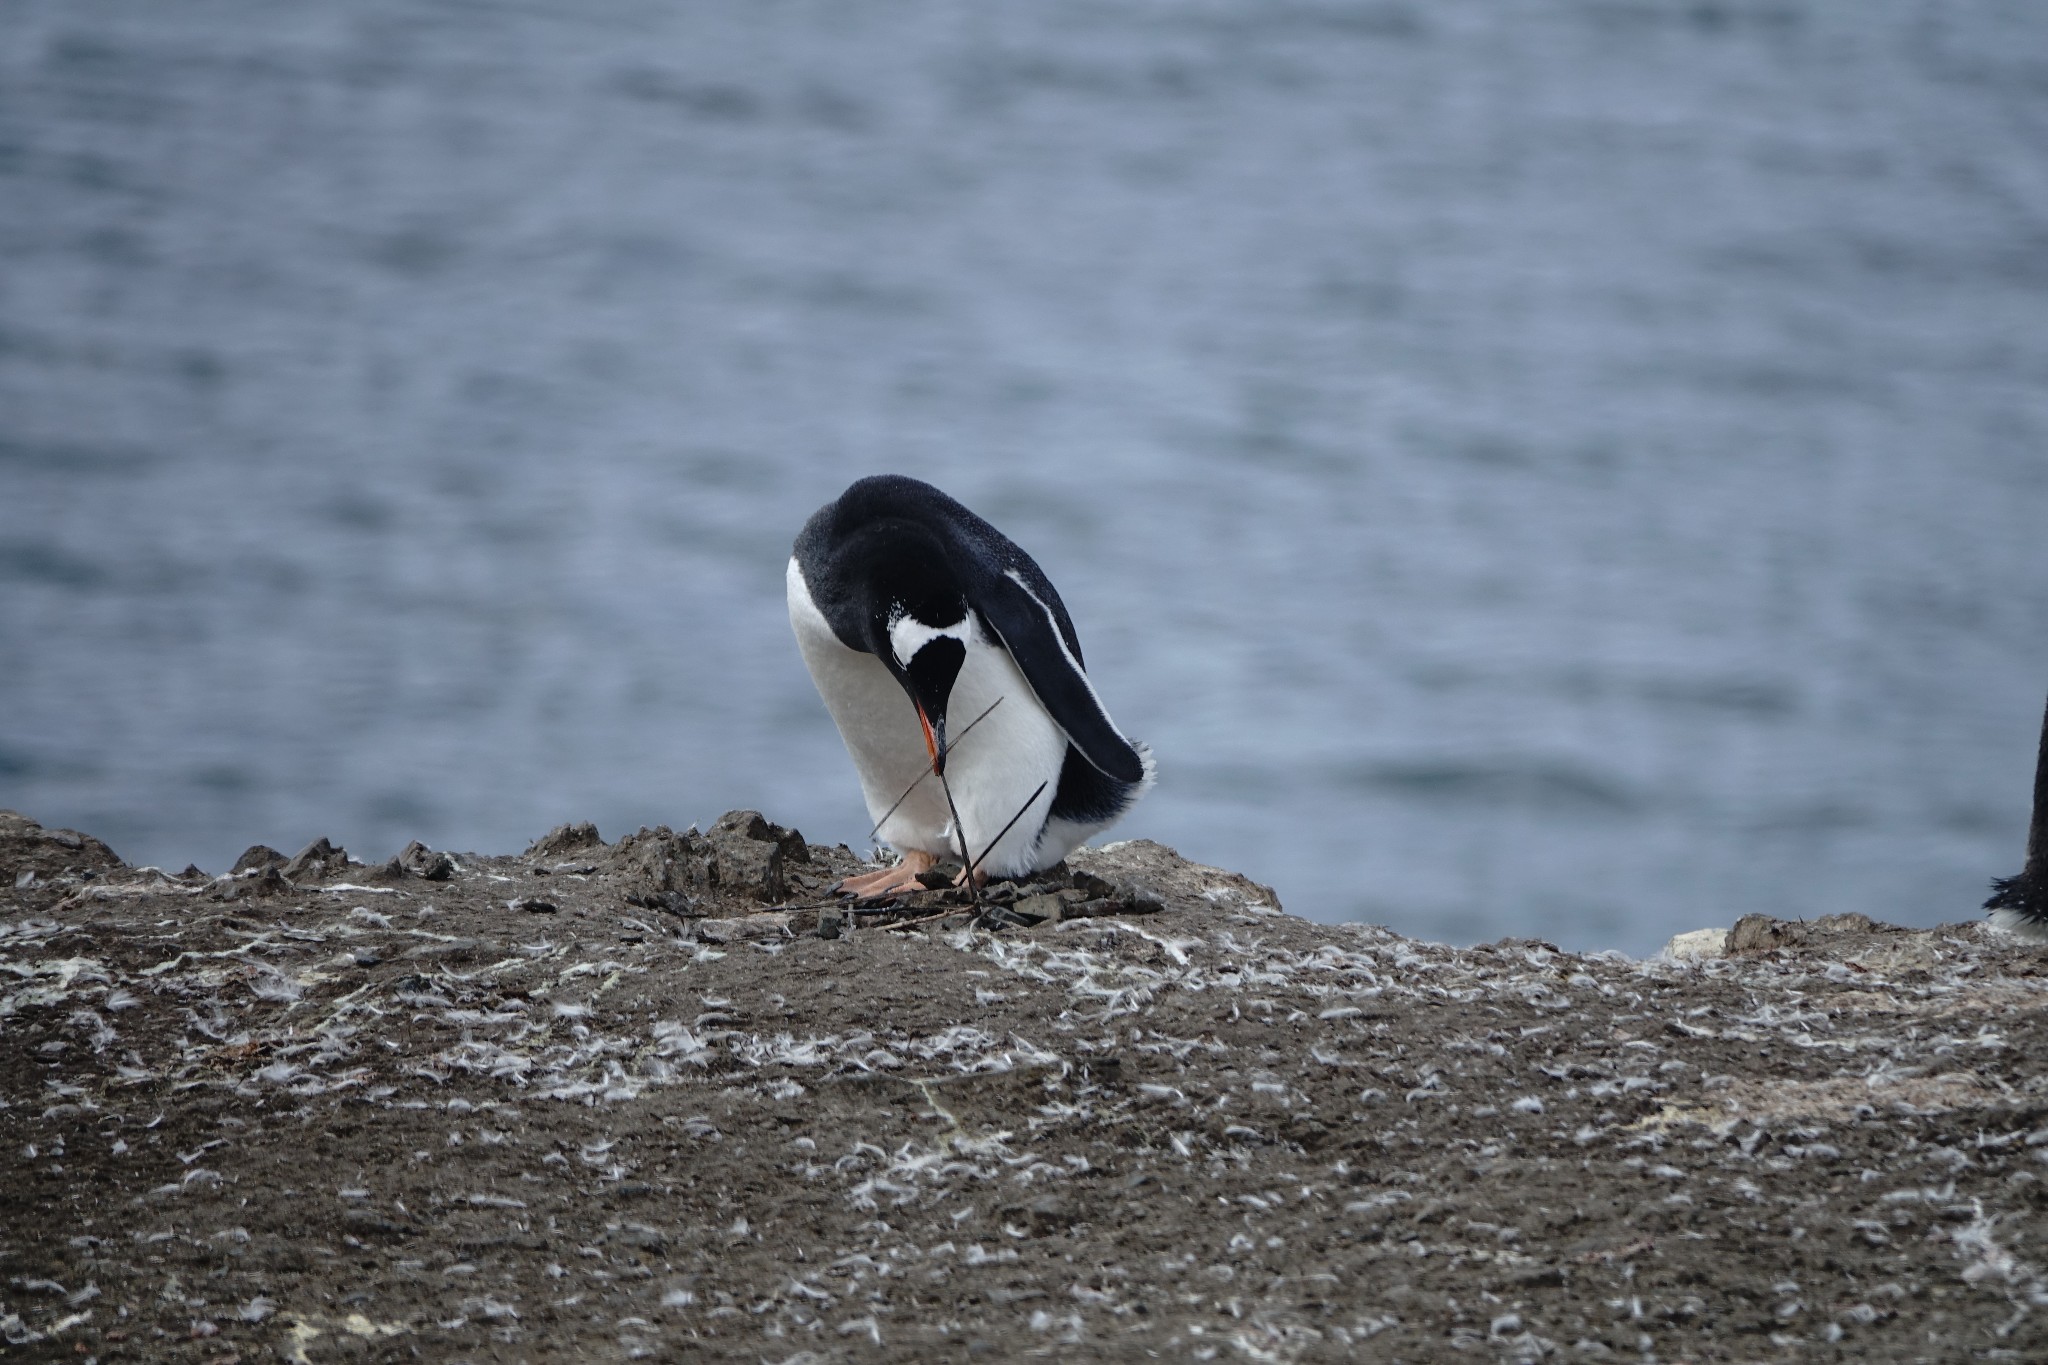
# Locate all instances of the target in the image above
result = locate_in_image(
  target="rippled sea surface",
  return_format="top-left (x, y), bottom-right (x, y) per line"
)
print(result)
top-left (4, 2), bottom-right (2046, 954)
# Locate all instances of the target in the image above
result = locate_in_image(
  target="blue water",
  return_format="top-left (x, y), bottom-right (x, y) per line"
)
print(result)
top-left (3, 2), bottom-right (2046, 955)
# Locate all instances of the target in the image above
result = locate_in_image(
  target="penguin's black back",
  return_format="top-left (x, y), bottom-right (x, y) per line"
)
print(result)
top-left (795, 475), bottom-right (1088, 666)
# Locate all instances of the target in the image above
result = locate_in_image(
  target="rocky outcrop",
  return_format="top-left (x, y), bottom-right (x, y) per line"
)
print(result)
top-left (0, 809), bottom-right (123, 888)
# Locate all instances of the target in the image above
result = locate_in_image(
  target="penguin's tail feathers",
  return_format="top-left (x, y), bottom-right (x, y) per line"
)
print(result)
top-left (1986, 875), bottom-right (2048, 942)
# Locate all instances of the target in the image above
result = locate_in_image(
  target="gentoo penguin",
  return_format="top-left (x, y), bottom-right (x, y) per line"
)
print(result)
top-left (787, 475), bottom-right (1155, 898)
top-left (1985, 691), bottom-right (2048, 941)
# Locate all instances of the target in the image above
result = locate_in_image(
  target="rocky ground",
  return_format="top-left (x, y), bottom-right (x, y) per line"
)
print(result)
top-left (2, 808), bottom-right (2046, 1364)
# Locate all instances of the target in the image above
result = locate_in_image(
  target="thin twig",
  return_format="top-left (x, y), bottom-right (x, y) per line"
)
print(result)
top-left (881, 907), bottom-right (967, 932)
top-left (868, 696), bottom-right (1006, 840)
top-left (967, 780), bottom-right (1050, 881)
top-left (934, 765), bottom-right (981, 908)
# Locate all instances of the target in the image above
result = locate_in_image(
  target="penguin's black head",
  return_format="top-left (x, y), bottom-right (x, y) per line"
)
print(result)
top-left (897, 629), bottom-right (966, 774)
top-left (865, 530), bottom-right (968, 773)
top-left (807, 509), bottom-right (973, 774)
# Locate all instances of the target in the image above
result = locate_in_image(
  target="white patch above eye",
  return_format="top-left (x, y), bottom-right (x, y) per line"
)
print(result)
top-left (889, 613), bottom-right (974, 668)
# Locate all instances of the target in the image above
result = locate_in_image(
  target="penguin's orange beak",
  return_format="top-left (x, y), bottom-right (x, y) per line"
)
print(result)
top-left (916, 703), bottom-right (947, 775)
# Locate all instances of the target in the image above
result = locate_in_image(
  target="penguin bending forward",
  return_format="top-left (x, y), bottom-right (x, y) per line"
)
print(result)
top-left (788, 475), bottom-right (1155, 897)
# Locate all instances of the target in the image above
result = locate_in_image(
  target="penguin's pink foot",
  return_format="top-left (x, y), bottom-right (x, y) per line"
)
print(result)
top-left (835, 850), bottom-right (937, 899)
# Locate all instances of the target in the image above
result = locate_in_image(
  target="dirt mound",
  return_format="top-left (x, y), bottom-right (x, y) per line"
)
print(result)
top-left (3, 816), bottom-right (2046, 1362)
top-left (0, 810), bottom-right (123, 887)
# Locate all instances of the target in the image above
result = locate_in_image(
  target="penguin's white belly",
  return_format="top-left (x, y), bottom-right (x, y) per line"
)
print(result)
top-left (788, 557), bottom-right (1066, 877)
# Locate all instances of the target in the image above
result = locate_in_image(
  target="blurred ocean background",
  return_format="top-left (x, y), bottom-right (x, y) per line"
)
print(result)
top-left (3, 1), bottom-right (2045, 955)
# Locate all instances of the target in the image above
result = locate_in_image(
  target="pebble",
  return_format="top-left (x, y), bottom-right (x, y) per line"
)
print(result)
top-left (1660, 928), bottom-right (1730, 962)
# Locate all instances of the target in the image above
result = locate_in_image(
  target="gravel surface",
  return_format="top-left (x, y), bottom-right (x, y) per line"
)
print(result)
top-left (4, 808), bottom-right (2046, 1363)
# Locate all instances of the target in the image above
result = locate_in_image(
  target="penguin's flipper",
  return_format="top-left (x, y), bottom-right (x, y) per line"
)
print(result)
top-left (973, 568), bottom-right (1147, 786)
